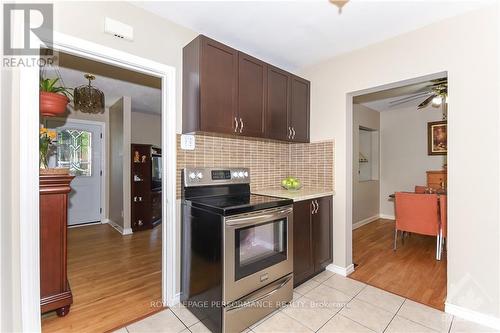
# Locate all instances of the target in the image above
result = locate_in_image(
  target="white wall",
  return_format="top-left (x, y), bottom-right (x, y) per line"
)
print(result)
top-left (352, 104), bottom-right (380, 226)
top-left (300, 6), bottom-right (499, 320)
top-left (131, 112), bottom-right (162, 147)
top-left (379, 105), bottom-right (445, 218)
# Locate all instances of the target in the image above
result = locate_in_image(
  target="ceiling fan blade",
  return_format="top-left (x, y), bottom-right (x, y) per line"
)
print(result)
top-left (389, 91), bottom-right (431, 105)
top-left (389, 94), bottom-right (431, 108)
top-left (417, 95), bottom-right (435, 110)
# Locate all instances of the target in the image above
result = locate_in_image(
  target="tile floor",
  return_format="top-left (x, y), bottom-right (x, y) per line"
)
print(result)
top-left (114, 271), bottom-right (497, 333)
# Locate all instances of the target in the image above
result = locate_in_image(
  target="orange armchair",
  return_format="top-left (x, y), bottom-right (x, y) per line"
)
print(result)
top-left (414, 185), bottom-right (427, 194)
top-left (394, 192), bottom-right (443, 260)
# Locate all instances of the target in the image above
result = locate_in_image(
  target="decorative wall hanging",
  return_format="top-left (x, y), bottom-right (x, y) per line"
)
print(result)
top-left (428, 121), bottom-right (447, 155)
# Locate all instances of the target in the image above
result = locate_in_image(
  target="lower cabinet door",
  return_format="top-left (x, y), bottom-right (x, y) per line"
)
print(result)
top-left (293, 199), bottom-right (315, 286)
top-left (313, 196), bottom-right (333, 272)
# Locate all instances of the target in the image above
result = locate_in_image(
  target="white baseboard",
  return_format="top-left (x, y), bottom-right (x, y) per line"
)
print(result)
top-left (445, 302), bottom-right (500, 330)
top-left (169, 293), bottom-right (181, 307)
top-left (107, 219), bottom-right (133, 235)
top-left (352, 215), bottom-right (379, 230)
top-left (379, 214), bottom-right (395, 220)
top-left (326, 264), bottom-right (355, 277)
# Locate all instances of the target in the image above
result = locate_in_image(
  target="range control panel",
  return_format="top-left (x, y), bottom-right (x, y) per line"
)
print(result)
top-left (183, 167), bottom-right (250, 187)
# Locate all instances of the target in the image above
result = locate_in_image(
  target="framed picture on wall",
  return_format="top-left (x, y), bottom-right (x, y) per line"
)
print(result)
top-left (428, 121), bottom-right (447, 155)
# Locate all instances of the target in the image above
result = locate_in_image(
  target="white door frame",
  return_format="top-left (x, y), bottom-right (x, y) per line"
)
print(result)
top-left (48, 117), bottom-right (107, 225)
top-left (20, 31), bottom-right (177, 331)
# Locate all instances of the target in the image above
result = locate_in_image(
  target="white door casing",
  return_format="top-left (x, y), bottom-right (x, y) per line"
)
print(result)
top-left (47, 119), bottom-right (103, 226)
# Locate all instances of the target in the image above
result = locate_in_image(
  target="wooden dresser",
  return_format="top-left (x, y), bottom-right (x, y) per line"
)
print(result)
top-left (426, 170), bottom-right (447, 191)
top-left (40, 174), bottom-right (74, 316)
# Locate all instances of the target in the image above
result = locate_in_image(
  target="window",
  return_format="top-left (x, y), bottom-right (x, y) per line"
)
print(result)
top-left (56, 129), bottom-right (92, 176)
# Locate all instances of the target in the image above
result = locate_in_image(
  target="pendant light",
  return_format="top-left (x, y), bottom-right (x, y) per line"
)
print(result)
top-left (74, 73), bottom-right (105, 114)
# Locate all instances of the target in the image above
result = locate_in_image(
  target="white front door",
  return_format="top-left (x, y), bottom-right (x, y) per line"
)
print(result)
top-left (47, 120), bottom-right (103, 226)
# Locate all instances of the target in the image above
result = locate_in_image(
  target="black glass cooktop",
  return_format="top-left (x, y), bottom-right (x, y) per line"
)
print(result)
top-left (185, 194), bottom-right (293, 216)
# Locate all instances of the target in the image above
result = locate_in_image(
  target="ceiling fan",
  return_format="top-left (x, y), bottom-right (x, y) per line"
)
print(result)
top-left (389, 78), bottom-right (448, 110)
top-left (330, 0), bottom-right (349, 13)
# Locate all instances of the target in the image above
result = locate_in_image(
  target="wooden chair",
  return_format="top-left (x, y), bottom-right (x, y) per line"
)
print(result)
top-left (394, 192), bottom-right (442, 260)
top-left (414, 185), bottom-right (427, 194)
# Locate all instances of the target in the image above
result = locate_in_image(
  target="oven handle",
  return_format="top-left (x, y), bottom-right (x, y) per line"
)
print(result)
top-left (225, 274), bottom-right (293, 312)
top-left (225, 207), bottom-right (293, 227)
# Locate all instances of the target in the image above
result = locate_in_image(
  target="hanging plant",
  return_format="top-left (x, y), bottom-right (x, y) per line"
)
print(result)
top-left (40, 77), bottom-right (73, 117)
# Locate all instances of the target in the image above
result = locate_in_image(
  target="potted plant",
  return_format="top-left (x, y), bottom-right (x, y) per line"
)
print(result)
top-left (40, 78), bottom-right (72, 117)
top-left (39, 126), bottom-right (68, 174)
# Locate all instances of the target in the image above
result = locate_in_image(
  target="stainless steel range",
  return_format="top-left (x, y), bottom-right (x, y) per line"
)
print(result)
top-left (181, 167), bottom-right (294, 333)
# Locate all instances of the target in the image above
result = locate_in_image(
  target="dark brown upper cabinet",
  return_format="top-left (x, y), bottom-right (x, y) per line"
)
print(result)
top-left (266, 66), bottom-right (290, 141)
top-left (237, 52), bottom-right (267, 138)
top-left (183, 35), bottom-right (310, 143)
top-left (289, 76), bottom-right (310, 143)
top-left (183, 35), bottom-right (238, 134)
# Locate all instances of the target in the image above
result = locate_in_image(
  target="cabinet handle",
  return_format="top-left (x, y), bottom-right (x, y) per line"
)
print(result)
top-left (292, 127), bottom-right (296, 140)
top-left (288, 126), bottom-right (292, 139)
top-left (234, 117), bottom-right (239, 133)
top-left (240, 118), bottom-right (244, 133)
top-left (315, 200), bottom-right (319, 214)
top-left (311, 200), bottom-right (317, 214)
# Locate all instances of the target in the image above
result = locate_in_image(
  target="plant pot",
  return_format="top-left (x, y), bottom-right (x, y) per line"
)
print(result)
top-left (40, 92), bottom-right (69, 117)
top-left (40, 168), bottom-right (70, 175)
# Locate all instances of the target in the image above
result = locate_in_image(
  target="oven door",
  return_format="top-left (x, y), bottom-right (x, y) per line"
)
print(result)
top-left (224, 205), bottom-right (293, 302)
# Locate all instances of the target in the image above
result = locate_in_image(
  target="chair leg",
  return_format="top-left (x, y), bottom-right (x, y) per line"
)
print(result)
top-left (436, 234), bottom-right (442, 261)
top-left (393, 229), bottom-right (398, 251)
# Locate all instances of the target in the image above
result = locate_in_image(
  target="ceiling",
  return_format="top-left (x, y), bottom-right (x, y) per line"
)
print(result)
top-left (44, 52), bottom-right (161, 114)
top-left (133, 0), bottom-right (493, 71)
top-left (355, 79), bottom-right (446, 112)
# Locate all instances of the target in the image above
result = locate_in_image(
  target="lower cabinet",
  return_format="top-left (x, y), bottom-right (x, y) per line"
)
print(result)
top-left (293, 196), bottom-right (333, 286)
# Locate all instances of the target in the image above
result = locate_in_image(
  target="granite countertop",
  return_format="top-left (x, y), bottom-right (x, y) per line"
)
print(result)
top-left (253, 188), bottom-right (335, 202)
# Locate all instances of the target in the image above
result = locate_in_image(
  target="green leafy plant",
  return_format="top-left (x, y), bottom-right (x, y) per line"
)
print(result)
top-left (40, 77), bottom-right (73, 99)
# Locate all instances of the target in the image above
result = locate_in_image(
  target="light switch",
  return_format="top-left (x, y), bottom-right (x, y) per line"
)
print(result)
top-left (181, 134), bottom-right (196, 150)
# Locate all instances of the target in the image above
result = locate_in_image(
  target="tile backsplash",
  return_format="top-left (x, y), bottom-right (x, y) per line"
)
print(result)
top-left (176, 134), bottom-right (334, 197)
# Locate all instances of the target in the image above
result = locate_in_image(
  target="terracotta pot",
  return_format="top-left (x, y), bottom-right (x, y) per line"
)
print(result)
top-left (40, 92), bottom-right (69, 117)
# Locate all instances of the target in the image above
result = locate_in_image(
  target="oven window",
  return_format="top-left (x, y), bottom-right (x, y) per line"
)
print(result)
top-left (235, 218), bottom-right (287, 280)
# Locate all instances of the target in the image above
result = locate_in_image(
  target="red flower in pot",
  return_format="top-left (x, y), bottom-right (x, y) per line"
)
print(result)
top-left (40, 78), bottom-right (72, 117)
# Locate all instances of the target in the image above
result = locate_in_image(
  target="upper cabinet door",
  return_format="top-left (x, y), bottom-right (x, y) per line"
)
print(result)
top-left (266, 66), bottom-right (290, 141)
top-left (200, 37), bottom-right (238, 134)
top-left (237, 52), bottom-right (267, 138)
top-left (289, 76), bottom-right (310, 143)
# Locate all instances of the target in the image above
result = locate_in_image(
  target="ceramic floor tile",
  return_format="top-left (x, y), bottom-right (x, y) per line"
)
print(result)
top-left (303, 284), bottom-right (352, 312)
top-left (126, 310), bottom-right (187, 333)
top-left (323, 275), bottom-right (366, 298)
top-left (312, 270), bottom-right (335, 283)
top-left (385, 316), bottom-right (437, 333)
top-left (450, 317), bottom-right (500, 333)
top-left (317, 314), bottom-right (375, 333)
top-left (188, 320), bottom-right (211, 333)
top-left (112, 328), bottom-right (128, 333)
top-left (339, 299), bottom-right (394, 333)
top-left (249, 309), bottom-right (281, 329)
top-left (282, 295), bottom-right (340, 331)
top-left (294, 278), bottom-right (321, 295)
top-left (355, 285), bottom-right (405, 314)
top-left (397, 299), bottom-right (452, 332)
top-left (252, 311), bottom-right (313, 333)
top-left (170, 303), bottom-right (200, 327)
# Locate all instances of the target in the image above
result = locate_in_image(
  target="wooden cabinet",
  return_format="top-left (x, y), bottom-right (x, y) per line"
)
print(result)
top-left (293, 196), bottom-right (333, 286)
top-left (40, 174), bottom-right (74, 317)
top-left (237, 52), bottom-right (267, 137)
top-left (183, 35), bottom-right (238, 135)
top-left (183, 35), bottom-right (310, 142)
top-left (289, 76), bottom-right (310, 143)
top-left (426, 170), bottom-right (447, 191)
top-left (131, 144), bottom-right (162, 232)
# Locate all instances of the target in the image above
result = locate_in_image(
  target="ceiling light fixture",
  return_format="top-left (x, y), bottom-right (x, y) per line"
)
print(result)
top-left (73, 73), bottom-right (105, 114)
top-left (329, 0), bottom-right (349, 14)
top-left (432, 96), bottom-right (443, 107)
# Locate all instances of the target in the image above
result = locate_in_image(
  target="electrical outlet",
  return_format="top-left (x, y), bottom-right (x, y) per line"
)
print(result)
top-left (181, 134), bottom-right (196, 150)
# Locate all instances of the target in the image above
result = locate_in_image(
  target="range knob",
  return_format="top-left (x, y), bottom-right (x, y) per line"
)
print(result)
top-left (196, 172), bottom-right (203, 179)
top-left (243, 171), bottom-right (249, 178)
top-left (238, 171), bottom-right (244, 178)
top-left (189, 172), bottom-right (196, 180)
top-left (232, 171), bottom-right (239, 178)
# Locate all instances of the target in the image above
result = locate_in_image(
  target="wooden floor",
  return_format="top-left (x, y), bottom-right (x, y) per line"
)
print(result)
top-left (350, 219), bottom-right (447, 310)
top-left (42, 224), bottom-right (162, 333)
